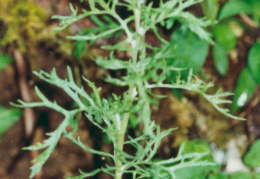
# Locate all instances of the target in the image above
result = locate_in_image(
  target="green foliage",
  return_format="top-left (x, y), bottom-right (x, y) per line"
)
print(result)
top-left (0, 53), bottom-right (13, 72)
top-left (0, 105), bottom-right (21, 142)
top-left (255, 172), bottom-right (260, 179)
top-left (229, 172), bottom-right (252, 179)
top-left (73, 40), bottom-right (87, 61)
top-left (200, 0), bottom-right (219, 20)
top-left (211, 22), bottom-right (236, 76)
top-left (13, 0), bottom-right (245, 178)
top-left (173, 140), bottom-right (219, 179)
top-left (244, 139), bottom-right (260, 169)
top-left (219, 0), bottom-right (260, 24)
top-left (213, 44), bottom-right (229, 76)
top-left (201, 0), bottom-right (260, 111)
top-left (232, 42), bottom-right (260, 113)
top-left (248, 43), bottom-right (260, 83)
top-left (166, 27), bottom-right (209, 79)
top-left (208, 173), bottom-right (229, 179)
top-left (231, 68), bottom-right (257, 113)
top-left (219, 1), bottom-right (252, 21)
top-left (212, 24), bottom-right (237, 51)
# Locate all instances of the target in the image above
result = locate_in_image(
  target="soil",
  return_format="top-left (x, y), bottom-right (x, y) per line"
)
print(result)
top-left (0, 1), bottom-right (260, 179)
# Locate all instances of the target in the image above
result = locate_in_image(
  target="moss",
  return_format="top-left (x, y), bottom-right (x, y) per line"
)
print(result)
top-left (0, 0), bottom-right (46, 52)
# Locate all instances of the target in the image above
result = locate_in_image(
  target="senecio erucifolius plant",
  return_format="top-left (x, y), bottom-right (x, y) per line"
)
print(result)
top-left (13, 0), bottom-right (245, 178)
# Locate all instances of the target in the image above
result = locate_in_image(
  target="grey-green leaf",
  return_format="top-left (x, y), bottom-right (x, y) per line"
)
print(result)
top-left (213, 44), bottom-right (229, 76)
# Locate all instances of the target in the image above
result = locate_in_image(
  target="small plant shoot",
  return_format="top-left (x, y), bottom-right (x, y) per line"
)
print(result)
top-left (12, 1), bottom-right (245, 178)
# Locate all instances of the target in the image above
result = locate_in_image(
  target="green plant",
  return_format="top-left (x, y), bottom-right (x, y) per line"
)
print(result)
top-left (200, 0), bottom-right (260, 112)
top-left (0, 53), bottom-right (22, 141)
top-left (207, 139), bottom-right (260, 179)
top-left (0, 105), bottom-right (21, 142)
top-left (13, 1), bottom-right (245, 178)
top-left (231, 42), bottom-right (260, 112)
top-left (200, 0), bottom-right (238, 76)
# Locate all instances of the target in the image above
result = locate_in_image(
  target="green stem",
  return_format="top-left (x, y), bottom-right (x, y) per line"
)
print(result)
top-left (115, 1), bottom-right (145, 178)
top-left (115, 86), bottom-right (134, 179)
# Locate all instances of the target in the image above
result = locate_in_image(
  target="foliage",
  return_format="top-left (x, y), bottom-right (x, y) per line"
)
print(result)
top-left (219, 0), bottom-right (260, 24)
top-left (0, 53), bottom-right (20, 142)
top-left (208, 172), bottom-right (229, 179)
top-left (231, 43), bottom-right (260, 112)
top-left (173, 139), bottom-right (219, 179)
top-left (166, 27), bottom-right (209, 79)
top-left (231, 67), bottom-right (257, 113)
top-left (229, 172), bottom-right (252, 179)
top-left (13, 0), bottom-right (245, 178)
top-left (0, 0), bottom-right (46, 52)
top-left (244, 139), bottom-right (260, 169)
top-left (0, 105), bottom-right (22, 142)
top-left (200, 0), bottom-right (260, 112)
top-left (206, 139), bottom-right (260, 178)
top-left (0, 53), bottom-right (13, 72)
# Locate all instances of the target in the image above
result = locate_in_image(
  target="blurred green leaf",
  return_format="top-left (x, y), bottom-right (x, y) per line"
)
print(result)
top-left (175, 167), bottom-right (210, 179)
top-left (174, 139), bottom-right (218, 179)
top-left (248, 43), bottom-right (260, 83)
top-left (212, 24), bottom-right (237, 50)
top-left (245, 0), bottom-right (260, 24)
top-left (181, 139), bottom-right (211, 155)
top-left (200, 0), bottom-right (219, 20)
top-left (73, 40), bottom-right (87, 61)
top-left (254, 172), bottom-right (260, 179)
top-left (0, 105), bottom-right (22, 141)
top-left (244, 139), bottom-right (260, 169)
top-left (0, 53), bottom-right (13, 72)
top-left (229, 172), bottom-right (252, 179)
top-left (213, 44), bottom-right (229, 76)
top-left (218, 1), bottom-right (252, 21)
top-left (231, 68), bottom-right (257, 113)
top-left (207, 172), bottom-right (228, 179)
top-left (166, 27), bottom-right (209, 80)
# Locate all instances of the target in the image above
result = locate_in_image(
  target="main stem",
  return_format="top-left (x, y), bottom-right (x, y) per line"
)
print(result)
top-left (115, 86), bottom-right (134, 179)
top-left (114, 2), bottom-right (145, 178)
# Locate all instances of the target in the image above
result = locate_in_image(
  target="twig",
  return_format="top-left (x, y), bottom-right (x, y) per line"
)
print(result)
top-left (13, 48), bottom-right (35, 139)
top-left (239, 13), bottom-right (259, 31)
top-left (13, 48), bottom-right (42, 179)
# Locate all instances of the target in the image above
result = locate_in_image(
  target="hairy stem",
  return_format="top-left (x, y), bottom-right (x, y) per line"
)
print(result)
top-left (115, 2), bottom-right (146, 178)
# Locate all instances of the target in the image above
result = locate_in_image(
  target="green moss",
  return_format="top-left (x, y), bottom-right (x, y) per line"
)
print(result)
top-left (0, 0), bottom-right (46, 52)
